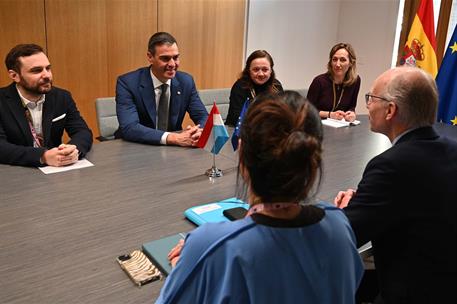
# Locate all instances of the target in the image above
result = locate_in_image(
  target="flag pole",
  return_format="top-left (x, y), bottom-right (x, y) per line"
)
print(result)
top-left (212, 148), bottom-right (216, 169)
top-left (205, 102), bottom-right (223, 178)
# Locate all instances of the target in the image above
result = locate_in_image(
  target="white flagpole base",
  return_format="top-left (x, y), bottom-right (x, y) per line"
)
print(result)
top-left (205, 166), bottom-right (223, 177)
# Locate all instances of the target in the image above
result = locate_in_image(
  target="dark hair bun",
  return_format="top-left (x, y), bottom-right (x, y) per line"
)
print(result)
top-left (239, 91), bottom-right (322, 203)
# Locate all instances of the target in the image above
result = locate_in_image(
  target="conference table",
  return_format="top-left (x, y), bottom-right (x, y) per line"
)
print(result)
top-left (1, 116), bottom-right (454, 303)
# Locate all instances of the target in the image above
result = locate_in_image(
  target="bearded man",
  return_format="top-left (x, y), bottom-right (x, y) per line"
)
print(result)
top-left (0, 44), bottom-right (92, 167)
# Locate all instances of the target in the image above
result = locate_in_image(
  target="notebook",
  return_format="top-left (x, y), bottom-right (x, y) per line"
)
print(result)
top-left (322, 118), bottom-right (361, 128)
top-left (184, 197), bottom-right (249, 226)
top-left (142, 232), bottom-right (186, 276)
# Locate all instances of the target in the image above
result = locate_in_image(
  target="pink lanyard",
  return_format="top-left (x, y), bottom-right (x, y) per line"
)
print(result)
top-left (246, 202), bottom-right (299, 217)
top-left (24, 107), bottom-right (43, 147)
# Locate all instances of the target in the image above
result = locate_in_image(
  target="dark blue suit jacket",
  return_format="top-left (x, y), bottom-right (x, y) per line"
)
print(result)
top-left (344, 126), bottom-right (457, 303)
top-left (115, 67), bottom-right (208, 144)
top-left (0, 83), bottom-right (93, 167)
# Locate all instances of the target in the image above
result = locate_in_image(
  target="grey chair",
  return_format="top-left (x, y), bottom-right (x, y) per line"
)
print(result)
top-left (95, 97), bottom-right (118, 141)
top-left (197, 88), bottom-right (231, 121)
top-left (289, 88), bottom-right (308, 98)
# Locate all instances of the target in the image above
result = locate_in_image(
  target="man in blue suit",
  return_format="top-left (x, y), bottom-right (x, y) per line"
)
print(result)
top-left (335, 67), bottom-right (457, 303)
top-left (115, 32), bottom-right (208, 146)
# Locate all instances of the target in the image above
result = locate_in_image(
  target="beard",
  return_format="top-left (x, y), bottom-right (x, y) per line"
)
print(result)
top-left (19, 77), bottom-right (52, 96)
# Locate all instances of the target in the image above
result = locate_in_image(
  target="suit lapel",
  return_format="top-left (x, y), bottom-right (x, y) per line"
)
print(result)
top-left (5, 84), bottom-right (33, 144)
top-left (169, 77), bottom-right (182, 129)
top-left (42, 90), bottom-right (55, 147)
top-left (139, 68), bottom-right (157, 125)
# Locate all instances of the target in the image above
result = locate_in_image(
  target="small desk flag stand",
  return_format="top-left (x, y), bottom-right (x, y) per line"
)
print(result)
top-left (197, 102), bottom-right (229, 178)
top-left (206, 135), bottom-right (223, 177)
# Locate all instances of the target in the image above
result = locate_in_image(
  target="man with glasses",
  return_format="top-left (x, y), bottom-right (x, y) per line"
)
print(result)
top-left (115, 32), bottom-right (208, 146)
top-left (335, 66), bottom-right (456, 303)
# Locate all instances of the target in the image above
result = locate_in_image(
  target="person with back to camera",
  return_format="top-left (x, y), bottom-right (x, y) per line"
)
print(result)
top-left (334, 66), bottom-right (457, 303)
top-left (155, 91), bottom-right (364, 304)
top-left (225, 50), bottom-right (283, 126)
top-left (307, 42), bottom-right (360, 122)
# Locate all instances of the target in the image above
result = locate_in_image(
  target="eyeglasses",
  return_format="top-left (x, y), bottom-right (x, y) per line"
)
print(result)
top-left (365, 93), bottom-right (390, 105)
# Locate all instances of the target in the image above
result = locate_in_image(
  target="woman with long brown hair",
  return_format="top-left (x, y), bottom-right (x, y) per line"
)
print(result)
top-left (225, 50), bottom-right (283, 126)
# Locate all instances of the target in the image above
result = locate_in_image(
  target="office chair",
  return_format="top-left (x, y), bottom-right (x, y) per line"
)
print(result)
top-left (95, 97), bottom-right (118, 141)
top-left (293, 88), bottom-right (308, 98)
top-left (198, 88), bottom-right (231, 121)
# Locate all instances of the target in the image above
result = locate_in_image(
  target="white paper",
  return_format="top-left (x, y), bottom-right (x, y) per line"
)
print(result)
top-left (322, 118), bottom-right (361, 128)
top-left (192, 203), bottom-right (221, 215)
top-left (38, 158), bottom-right (94, 174)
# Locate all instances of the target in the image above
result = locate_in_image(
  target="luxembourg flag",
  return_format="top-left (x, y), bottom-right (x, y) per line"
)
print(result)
top-left (197, 103), bottom-right (229, 154)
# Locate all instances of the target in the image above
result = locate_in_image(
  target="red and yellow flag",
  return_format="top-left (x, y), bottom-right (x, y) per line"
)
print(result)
top-left (401, 0), bottom-right (438, 77)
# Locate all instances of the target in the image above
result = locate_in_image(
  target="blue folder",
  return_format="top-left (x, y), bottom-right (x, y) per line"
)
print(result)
top-left (184, 197), bottom-right (249, 226)
top-left (142, 232), bottom-right (187, 276)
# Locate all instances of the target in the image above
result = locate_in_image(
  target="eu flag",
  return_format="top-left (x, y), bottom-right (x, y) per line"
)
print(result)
top-left (436, 24), bottom-right (457, 125)
top-left (231, 98), bottom-right (250, 151)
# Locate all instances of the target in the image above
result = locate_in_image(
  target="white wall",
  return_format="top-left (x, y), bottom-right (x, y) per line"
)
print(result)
top-left (337, 0), bottom-right (399, 114)
top-left (246, 0), bottom-right (341, 89)
top-left (246, 0), bottom-right (399, 114)
top-left (446, 0), bottom-right (457, 48)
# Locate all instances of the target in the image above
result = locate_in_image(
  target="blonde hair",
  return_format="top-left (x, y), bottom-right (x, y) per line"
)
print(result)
top-left (326, 43), bottom-right (358, 86)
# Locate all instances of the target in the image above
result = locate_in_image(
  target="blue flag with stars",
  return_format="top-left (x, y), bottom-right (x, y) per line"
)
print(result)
top-left (231, 98), bottom-right (250, 151)
top-left (436, 24), bottom-right (457, 125)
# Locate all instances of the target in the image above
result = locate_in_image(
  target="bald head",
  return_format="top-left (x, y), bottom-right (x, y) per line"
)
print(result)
top-left (374, 66), bottom-right (438, 128)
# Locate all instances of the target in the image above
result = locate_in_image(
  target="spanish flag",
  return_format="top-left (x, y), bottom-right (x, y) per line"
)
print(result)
top-left (402, 0), bottom-right (438, 77)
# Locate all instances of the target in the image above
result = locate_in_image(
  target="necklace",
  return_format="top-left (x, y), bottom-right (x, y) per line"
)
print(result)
top-left (250, 88), bottom-right (256, 100)
top-left (332, 82), bottom-right (345, 112)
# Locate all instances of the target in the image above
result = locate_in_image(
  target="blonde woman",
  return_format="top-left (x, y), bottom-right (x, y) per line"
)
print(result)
top-left (307, 43), bottom-right (360, 122)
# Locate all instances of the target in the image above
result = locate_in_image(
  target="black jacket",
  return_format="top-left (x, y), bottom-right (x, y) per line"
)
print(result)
top-left (0, 83), bottom-right (93, 166)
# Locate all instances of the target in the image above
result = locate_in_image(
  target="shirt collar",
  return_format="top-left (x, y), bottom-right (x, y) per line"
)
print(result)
top-left (16, 84), bottom-right (46, 107)
top-left (392, 127), bottom-right (419, 145)
top-left (150, 69), bottom-right (171, 89)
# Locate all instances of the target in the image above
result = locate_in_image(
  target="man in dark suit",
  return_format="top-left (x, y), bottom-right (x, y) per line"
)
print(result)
top-left (115, 32), bottom-right (208, 146)
top-left (0, 44), bottom-right (92, 167)
top-left (335, 66), bottom-right (457, 303)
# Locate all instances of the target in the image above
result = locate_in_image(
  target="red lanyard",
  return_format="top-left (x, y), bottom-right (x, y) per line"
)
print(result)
top-left (24, 107), bottom-right (43, 147)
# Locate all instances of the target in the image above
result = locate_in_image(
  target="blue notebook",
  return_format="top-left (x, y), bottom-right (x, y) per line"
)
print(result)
top-left (142, 232), bottom-right (186, 276)
top-left (184, 197), bottom-right (249, 226)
